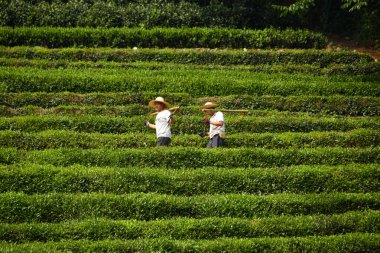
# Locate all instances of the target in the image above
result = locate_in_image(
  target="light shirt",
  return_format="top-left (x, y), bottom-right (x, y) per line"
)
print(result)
top-left (209, 111), bottom-right (225, 138)
top-left (155, 110), bottom-right (172, 138)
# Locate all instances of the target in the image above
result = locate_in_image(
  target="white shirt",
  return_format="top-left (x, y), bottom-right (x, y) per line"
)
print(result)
top-left (155, 110), bottom-right (172, 138)
top-left (209, 111), bottom-right (225, 138)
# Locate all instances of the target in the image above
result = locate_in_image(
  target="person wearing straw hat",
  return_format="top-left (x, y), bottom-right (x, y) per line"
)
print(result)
top-left (201, 102), bottom-right (225, 148)
top-left (145, 97), bottom-right (174, 147)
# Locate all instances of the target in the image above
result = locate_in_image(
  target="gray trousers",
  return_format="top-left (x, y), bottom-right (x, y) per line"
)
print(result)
top-left (207, 134), bottom-right (225, 148)
top-left (157, 137), bottom-right (171, 147)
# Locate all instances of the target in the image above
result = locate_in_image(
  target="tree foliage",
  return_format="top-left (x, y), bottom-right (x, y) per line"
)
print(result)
top-left (274, 0), bottom-right (369, 16)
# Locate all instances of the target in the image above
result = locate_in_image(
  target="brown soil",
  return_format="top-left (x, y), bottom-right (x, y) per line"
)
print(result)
top-left (327, 34), bottom-right (380, 61)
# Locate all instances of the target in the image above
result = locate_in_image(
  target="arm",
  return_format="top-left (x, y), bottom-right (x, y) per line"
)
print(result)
top-left (210, 120), bottom-right (224, 127)
top-left (169, 108), bottom-right (180, 125)
top-left (147, 122), bottom-right (156, 129)
top-left (145, 120), bottom-right (156, 129)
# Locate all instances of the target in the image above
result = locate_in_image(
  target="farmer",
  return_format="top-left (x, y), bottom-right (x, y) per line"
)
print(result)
top-left (145, 97), bottom-right (174, 147)
top-left (201, 102), bottom-right (225, 148)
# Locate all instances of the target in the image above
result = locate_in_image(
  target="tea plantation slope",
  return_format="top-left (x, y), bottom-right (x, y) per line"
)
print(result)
top-left (0, 35), bottom-right (379, 251)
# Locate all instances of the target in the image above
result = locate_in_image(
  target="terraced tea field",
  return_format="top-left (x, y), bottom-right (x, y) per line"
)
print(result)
top-left (0, 28), bottom-right (379, 252)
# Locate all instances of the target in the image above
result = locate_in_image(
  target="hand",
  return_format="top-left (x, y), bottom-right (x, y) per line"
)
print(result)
top-left (198, 132), bottom-right (206, 138)
top-left (144, 120), bottom-right (150, 127)
top-left (172, 107), bottom-right (179, 114)
top-left (203, 119), bottom-right (210, 125)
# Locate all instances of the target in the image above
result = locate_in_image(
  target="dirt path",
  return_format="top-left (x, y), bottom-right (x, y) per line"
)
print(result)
top-left (327, 34), bottom-right (380, 61)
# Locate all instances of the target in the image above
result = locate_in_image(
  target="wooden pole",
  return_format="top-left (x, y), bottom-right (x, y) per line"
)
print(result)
top-left (202, 109), bottom-right (249, 113)
top-left (150, 106), bottom-right (180, 117)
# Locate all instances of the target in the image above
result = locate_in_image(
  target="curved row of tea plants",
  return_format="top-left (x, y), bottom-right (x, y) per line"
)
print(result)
top-left (1, 129), bottom-right (378, 149)
top-left (1, 115), bottom-right (378, 134)
top-left (0, 92), bottom-right (380, 116)
top-left (0, 27), bottom-right (327, 49)
top-left (1, 104), bottom-right (379, 117)
top-left (1, 58), bottom-right (379, 76)
top-left (0, 233), bottom-right (378, 253)
top-left (0, 163), bottom-right (378, 195)
top-left (0, 192), bottom-right (379, 222)
top-left (1, 92), bottom-right (378, 116)
top-left (0, 47), bottom-right (374, 66)
top-left (1, 66), bottom-right (379, 96)
top-left (1, 147), bottom-right (378, 168)
top-left (1, 210), bottom-right (378, 242)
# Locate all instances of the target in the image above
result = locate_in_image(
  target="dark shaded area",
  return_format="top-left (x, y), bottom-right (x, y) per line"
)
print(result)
top-left (0, 0), bottom-right (379, 42)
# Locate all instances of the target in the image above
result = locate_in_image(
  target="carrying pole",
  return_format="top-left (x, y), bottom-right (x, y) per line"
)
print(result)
top-left (149, 106), bottom-right (180, 118)
top-left (202, 109), bottom-right (249, 113)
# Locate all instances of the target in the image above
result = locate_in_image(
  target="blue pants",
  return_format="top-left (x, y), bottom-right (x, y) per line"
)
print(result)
top-left (157, 137), bottom-right (171, 147)
top-left (207, 134), bottom-right (225, 148)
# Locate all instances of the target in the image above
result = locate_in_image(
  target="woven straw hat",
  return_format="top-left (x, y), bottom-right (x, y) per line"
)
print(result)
top-left (201, 102), bottom-right (218, 110)
top-left (148, 97), bottom-right (171, 109)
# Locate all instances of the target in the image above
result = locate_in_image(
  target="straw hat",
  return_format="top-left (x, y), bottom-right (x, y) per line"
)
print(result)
top-left (201, 102), bottom-right (218, 110)
top-left (148, 97), bottom-right (171, 109)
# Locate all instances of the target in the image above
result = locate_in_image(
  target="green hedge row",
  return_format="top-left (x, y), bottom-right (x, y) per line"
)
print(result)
top-left (0, 115), bottom-right (378, 134)
top-left (0, 0), bottom-right (276, 29)
top-left (0, 147), bottom-right (378, 167)
top-left (1, 163), bottom-right (378, 194)
top-left (0, 192), bottom-right (378, 222)
top-left (1, 66), bottom-right (378, 96)
top-left (0, 0), bottom-right (239, 28)
top-left (0, 105), bottom-right (323, 118)
top-left (1, 104), bottom-right (379, 118)
top-left (1, 93), bottom-right (378, 116)
top-left (0, 27), bottom-right (327, 49)
top-left (0, 234), bottom-right (378, 253)
top-left (1, 57), bottom-right (379, 76)
top-left (1, 211), bottom-right (378, 242)
top-left (1, 129), bottom-right (378, 149)
top-left (213, 95), bottom-right (380, 116)
top-left (0, 47), bottom-right (374, 66)
top-left (0, 105), bottom-right (153, 117)
top-left (0, 92), bottom-right (192, 107)
top-left (324, 62), bottom-right (380, 75)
